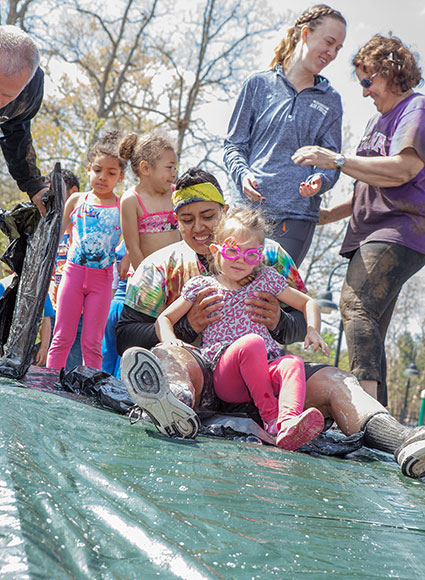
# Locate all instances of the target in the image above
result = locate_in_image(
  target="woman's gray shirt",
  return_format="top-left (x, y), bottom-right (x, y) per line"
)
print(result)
top-left (223, 66), bottom-right (343, 222)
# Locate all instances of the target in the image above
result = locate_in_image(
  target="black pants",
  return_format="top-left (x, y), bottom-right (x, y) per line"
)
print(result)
top-left (340, 241), bottom-right (425, 406)
top-left (269, 219), bottom-right (316, 267)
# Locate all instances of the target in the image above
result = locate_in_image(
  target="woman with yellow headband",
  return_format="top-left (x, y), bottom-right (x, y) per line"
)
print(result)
top-left (118, 168), bottom-right (425, 480)
top-left (117, 167), bottom-right (307, 434)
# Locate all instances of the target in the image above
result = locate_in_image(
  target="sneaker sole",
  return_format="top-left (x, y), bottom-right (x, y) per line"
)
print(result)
top-left (121, 347), bottom-right (200, 439)
top-left (276, 409), bottom-right (325, 451)
top-left (395, 440), bottom-right (425, 479)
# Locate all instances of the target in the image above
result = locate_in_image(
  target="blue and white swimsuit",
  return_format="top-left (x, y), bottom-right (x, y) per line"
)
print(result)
top-left (68, 194), bottom-right (121, 269)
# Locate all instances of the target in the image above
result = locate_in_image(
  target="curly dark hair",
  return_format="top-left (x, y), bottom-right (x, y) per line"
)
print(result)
top-left (46, 168), bottom-right (80, 192)
top-left (353, 34), bottom-right (423, 93)
top-left (88, 130), bottom-right (127, 172)
top-left (270, 4), bottom-right (346, 70)
top-left (61, 169), bottom-right (80, 191)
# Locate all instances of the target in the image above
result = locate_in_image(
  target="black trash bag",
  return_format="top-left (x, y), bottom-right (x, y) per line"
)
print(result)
top-left (199, 423), bottom-right (264, 444)
top-left (57, 365), bottom-right (135, 414)
top-left (298, 429), bottom-right (365, 457)
top-left (0, 196), bottom-right (41, 274)
top-left (0, 273), bottom-right (19, 350)
top-left (199, 412), bottom-right (364, 456)
top-left (0, 163), bottom-right (64, 378)
top-left (199, 412), bottom-right (276, 444)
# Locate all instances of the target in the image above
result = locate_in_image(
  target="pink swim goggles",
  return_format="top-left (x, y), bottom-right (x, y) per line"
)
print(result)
top-left (217, 237), bottom-right (264, 265)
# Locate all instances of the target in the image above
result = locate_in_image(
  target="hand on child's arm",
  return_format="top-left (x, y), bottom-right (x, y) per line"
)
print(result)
top-left (245, 291), bottom-right (281, 330)
top-left (304, 326), bottom-right (330, 357)
top-left (186, 287), bottom-right (224, 333)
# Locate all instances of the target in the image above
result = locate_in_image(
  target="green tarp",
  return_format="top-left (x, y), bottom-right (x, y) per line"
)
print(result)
top-left (1, 380), bottom-right (425, 579)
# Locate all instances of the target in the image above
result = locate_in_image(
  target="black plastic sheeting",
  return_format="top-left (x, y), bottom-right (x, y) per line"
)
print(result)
top-left (56, 365), bottom-right (365, 454)
top-left (1, 377), bottom-right (425, 579)
top-left (0, 163), bottom-right (64, 378)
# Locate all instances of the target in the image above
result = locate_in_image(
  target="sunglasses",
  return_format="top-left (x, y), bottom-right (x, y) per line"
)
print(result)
top-left (360, 72), bottom-right (378, 89)
top-left (217, 237), bottom-right (264, 265)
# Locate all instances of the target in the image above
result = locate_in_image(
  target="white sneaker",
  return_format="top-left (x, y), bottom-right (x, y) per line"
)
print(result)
top-left (394, 426), bottom-right (425, 479)
top-left (121, 347), bottom-right (200, 439)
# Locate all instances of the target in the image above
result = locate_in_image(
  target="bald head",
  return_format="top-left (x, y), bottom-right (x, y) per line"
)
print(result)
top-left (0, 26), bottom-right (40, 108)
top-left (0, 25), bottom-right (40, 80)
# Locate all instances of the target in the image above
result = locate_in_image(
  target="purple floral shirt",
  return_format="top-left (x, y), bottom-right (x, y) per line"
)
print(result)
top-left (182, 266), bottom-right (288, 365)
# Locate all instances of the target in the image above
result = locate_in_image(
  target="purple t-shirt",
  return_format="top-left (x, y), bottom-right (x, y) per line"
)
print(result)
top-left (340, 93), bottom-right (425, 256)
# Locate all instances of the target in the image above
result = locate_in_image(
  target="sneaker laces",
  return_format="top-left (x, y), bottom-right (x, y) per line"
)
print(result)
top-left (128, 405), bottom-right (143, 424)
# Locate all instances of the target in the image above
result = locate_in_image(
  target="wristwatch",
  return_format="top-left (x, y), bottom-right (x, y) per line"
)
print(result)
top-left (335, 154), bottom-right (346, 170)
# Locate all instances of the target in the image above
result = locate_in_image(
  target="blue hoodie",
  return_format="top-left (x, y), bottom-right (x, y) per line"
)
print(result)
top-left (223, 66), bottom-right (342, 222)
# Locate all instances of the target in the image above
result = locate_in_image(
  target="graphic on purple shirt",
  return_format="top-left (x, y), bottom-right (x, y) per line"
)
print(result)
top-left (341, 93), bottom-right (425, 257)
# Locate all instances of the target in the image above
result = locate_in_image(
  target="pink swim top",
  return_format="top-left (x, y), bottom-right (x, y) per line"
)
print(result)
top-left (134, 192), bottom-right (178, 234)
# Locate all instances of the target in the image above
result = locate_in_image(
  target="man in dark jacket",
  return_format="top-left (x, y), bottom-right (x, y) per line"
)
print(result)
top-left (0, 25), bottom-right (48, 215)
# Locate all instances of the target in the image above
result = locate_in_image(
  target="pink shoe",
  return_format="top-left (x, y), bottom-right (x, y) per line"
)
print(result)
top-left (263, 417), bottom-right (279, 435)
top-left (276, 408), bottom-right (324, 451)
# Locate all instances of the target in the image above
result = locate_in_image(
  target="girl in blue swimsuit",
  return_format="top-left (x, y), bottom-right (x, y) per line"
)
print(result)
top-left (47, 131), bottom-right (126, 370)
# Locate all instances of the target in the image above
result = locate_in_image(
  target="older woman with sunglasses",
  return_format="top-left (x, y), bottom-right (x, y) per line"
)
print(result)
top-left (292, 34), bottom-right (425, 404)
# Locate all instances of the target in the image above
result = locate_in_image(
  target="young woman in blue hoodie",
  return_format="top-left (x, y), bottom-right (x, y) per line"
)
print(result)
top-left (224, 4), bottom-right (346, 266)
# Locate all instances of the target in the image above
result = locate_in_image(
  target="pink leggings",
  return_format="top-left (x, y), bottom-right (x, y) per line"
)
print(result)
top-left (47, 261), bottom-right (113, 369)
top-left (213, 334), bottom-right (306, 424)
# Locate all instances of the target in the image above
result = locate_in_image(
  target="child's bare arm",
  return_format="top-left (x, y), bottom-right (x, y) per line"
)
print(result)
top-left (120, 194), bottom-right (145, 270)
top-left (60, 193), bottom-right (81, 238)
top-left (117, 251), bottom-right (131, 280)
top-left (155, 296), bottom-right (193, 345)
top-left (35, 316), bottom-right (52, 366)
top-left (276, 286), bottom-right (329, 356)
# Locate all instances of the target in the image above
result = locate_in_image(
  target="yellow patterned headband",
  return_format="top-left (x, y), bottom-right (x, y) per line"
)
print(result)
top-left (172, 182), bottom-right (225, 212)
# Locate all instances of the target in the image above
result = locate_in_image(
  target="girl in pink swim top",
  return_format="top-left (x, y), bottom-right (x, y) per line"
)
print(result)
top-left (119, 133), bottom-right (180, 271)
top-left (47, 131), bottom-right (126, 370)
top-left (156, 208), bottom-right (330, 451)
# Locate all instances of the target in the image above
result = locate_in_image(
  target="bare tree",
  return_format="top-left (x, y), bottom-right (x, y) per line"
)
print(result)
top-left (301, 218), bottom-right (349, 290)
top-left (134, 0), bottom-right (279, 164)
top-left (2, 0), bottom-right (60, 34)
top-left (2, 0), bottom-right (35, 26)
top-left (39, 0), bottom-right (159, 145)
top-left (31, 0), bottom-right (280, 175)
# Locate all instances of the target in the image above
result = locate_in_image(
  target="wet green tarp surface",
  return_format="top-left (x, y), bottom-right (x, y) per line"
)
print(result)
top-left (1, 380), bottom-right (425, 579)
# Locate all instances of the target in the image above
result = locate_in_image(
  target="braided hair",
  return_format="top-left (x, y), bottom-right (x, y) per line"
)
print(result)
top-left (270, 4), bottom-right (346, 71)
